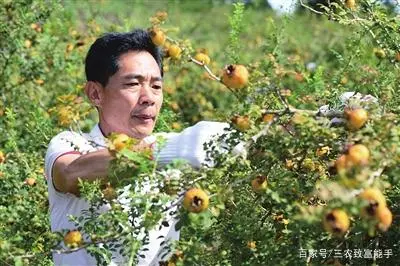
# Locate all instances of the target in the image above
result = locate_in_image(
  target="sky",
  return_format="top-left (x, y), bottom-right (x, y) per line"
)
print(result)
top-left (268, 0), bottom-right (297, 14)
top-left (268, 0), bottom-right (399, 14)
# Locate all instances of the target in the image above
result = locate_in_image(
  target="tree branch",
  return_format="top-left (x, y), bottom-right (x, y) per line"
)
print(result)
top-left (188, 56), bottom-right (221, 82)
top-left (299, 0), bottom-right (324, 15)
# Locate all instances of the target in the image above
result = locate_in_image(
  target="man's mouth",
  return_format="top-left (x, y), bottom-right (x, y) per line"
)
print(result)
top-left (132, 114), bottom-right (155, 124)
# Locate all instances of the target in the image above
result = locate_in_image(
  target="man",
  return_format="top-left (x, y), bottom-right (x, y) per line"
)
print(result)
top-left (45, 29), bottom-right (228, 265)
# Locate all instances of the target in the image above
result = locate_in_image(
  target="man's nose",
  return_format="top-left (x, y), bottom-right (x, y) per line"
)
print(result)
top-left (138, 85), bottom-right (155, 106)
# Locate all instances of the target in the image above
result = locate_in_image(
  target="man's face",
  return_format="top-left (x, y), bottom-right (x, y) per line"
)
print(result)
top-left (97, 51), bottom-right (163, 139)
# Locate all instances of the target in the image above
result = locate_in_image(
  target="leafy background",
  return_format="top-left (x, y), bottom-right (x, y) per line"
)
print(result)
top-left (0, 0), bottom-right (399, 265)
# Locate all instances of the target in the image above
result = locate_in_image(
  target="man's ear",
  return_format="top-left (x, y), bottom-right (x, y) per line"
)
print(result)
top-left (84, 81), bottom-right (103, 108)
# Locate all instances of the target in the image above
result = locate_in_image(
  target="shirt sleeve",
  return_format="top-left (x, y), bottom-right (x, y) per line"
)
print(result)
top-left (44, 131), bottom-right (89, 183)
top-left (154, 121), bottom-right (230, 168)
top-left (152, 132), bottom-right (180, 166)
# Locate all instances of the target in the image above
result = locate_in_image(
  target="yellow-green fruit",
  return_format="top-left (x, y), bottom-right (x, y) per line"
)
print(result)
top-left (0, 151), bottom-right (5, 164)
top-left (376, 206), bottom-right (392, 232)
top-left (111, 133), bottom-right (130, 152)
top-left (221, 64), bottom-right (249, 89)
top-left (25, 178), bottom-right (36, 186)
top-left (262, 113), bottom-right (274, 123)
top-left (194, 53), bottom-right (210, 65)
top-left (302, 158), bottom-right (315, 171)
top-left (25, 40), bottom-right (32, 48)
top-left (150, 29), bottom-right (166, 46)
top-left (102, 185), bottom-right (117, 201)
top-left (64, 230), bottom-right (83, 248)
top-left (347, 144), bottom-right (370, 166)
top-left (359, 188), bottom-right (387, 217)
top-left (168, 45), bottom-right (182, 59)
top-left (183, 188), bottom-right (209, 213)
top-left (323, 209), bottom-right (350, 235)
top-left (231, 115), bottom-right (251, 132)
top-left (335, 154), bottom-right (349, 172)
top-left (374, 48), bottom-right (386, 59)
top-left (247, 241), bottom-right (256, 249)
top-left (359, 188), bottom-right (386, 207)
top-left (345, 0), bottom-right (356, 10)
top-left (316, 146), bottom-right (330, 157)
top-left (251, 176), bottom-right (267, 192)
top-left (395, 52), bottom-right (400, 62)
top-left (345, 108), bottom-right (368, 130)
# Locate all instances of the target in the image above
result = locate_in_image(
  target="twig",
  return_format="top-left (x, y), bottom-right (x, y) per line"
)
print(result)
top-left (165, 36), bottom-right (241, 97)
top-left (188, 56), bottom-right (221, 82)
top-left (51, 233), bottom-right (124, 255)
top-left (249, 119), bottom-right (276, 146)
top-left (161, 175), bottom-right (208, 212)
top-left (261, 107), bottom-right (342, 118)
top-left (164, 36), bottom-right (220, 81)
top-left (261, 109), bottom-right (287, 115)
top-left (299, 0), bottom-right (324, 15)
top-left (357, 4), bottom-right (400, 69)
top-left (274, 86), bottom-right (290, 111)
top-left (188, 55), bottom-right (241, 98)
top-left (166, 36), bottom-right (178, 44)
top-left (348, 165), bottom-right (386, 198)
top-left (231, 117), bottom-right (277, 160)
top-left (128, 240), bottom-right (136, 266)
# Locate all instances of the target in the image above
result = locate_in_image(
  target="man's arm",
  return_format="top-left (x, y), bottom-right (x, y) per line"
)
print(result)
top-left (52, 149), bottom-right (114, 196)
top-left (50, 121), bottom-right (230, 196)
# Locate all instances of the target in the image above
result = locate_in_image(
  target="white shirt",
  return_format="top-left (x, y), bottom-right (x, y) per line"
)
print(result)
top-left (45, 121), bottom-right (230, 266)
top-left (45, 125), bottom-right (178, 266)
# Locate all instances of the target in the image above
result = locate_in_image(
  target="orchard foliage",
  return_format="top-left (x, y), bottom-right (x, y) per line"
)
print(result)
top-left (1, 0), bottom-right (400, 265)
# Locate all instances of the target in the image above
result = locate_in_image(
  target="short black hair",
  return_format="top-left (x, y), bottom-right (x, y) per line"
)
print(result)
top-left (85, 29), bottom-right (163, 86)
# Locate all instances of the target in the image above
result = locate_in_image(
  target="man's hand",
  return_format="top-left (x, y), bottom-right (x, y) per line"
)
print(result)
top-left (52, 135), bottom-right (155, 196)
top-left (52, 149), bottom-right (114, 196)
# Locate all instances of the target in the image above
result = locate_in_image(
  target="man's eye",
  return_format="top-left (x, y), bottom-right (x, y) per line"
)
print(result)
top-left (152, 85), bottom-right (162, 90)
top-left (126, 82), bottom-right (139, 87)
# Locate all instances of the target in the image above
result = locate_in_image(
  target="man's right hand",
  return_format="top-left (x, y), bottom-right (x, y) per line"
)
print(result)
top-left (52, 149), bottom-right (114, 196)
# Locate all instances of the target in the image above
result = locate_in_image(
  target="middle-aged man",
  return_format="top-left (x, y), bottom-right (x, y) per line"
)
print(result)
top-left (44, 29), bottom-right (229, 266)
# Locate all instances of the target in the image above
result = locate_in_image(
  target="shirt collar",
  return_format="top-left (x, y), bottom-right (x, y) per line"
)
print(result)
top-left (88, 124), bottom-right (107, 147)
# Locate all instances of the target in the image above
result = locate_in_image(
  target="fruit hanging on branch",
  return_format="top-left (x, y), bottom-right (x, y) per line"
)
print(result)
top-left (231, 115), bottom-right (251, 132)
top-left (335, 154), bottom-right (350, 172)
top-left (359, 188), bottom-right (386, 218)
top-left (168, 44), bottom-right (182, 59)
top-left (0, 151), bottom-right (5, 164)
top-left (194, 52), bottom-right (210, 65)
top-left (24, 178), bottom-right (36, 186)
top-left (345, 108), bottom-right (368, 130)
top-left (376, 206), bottom-right (393, 232)
top-left (323, 209), bottom-right (350, 235)
top-left (359, 188), bottom-right (392, 232)
top-left (64, 230), bottom-right (83, 248)
top-left (109, 133), bottom-right (130, 152)
top-left (247, 241), bottom-right (256, 250)
top-left (395, 52), bottom-right (400, 62)
top-left (345, 0), bottom-right (356, 10)
top-left (251, 175), bottom-right (267, 193)
top-left (261, 113), bottom-right (274, 123)
top-left (347, 144), bottom-right (370, 166)
top-left (374, 48), bottom-right (386, 59)
top-left (150, 29), bottom-right (166, 46)
top-left (359, 188), bottom-right (386, 210)
top-left (221, 64), bottom-right (249, 89)
top-left (102, 183), bottom-right (117, 201)
top-left (183, 188), bottom-right (209, 213)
